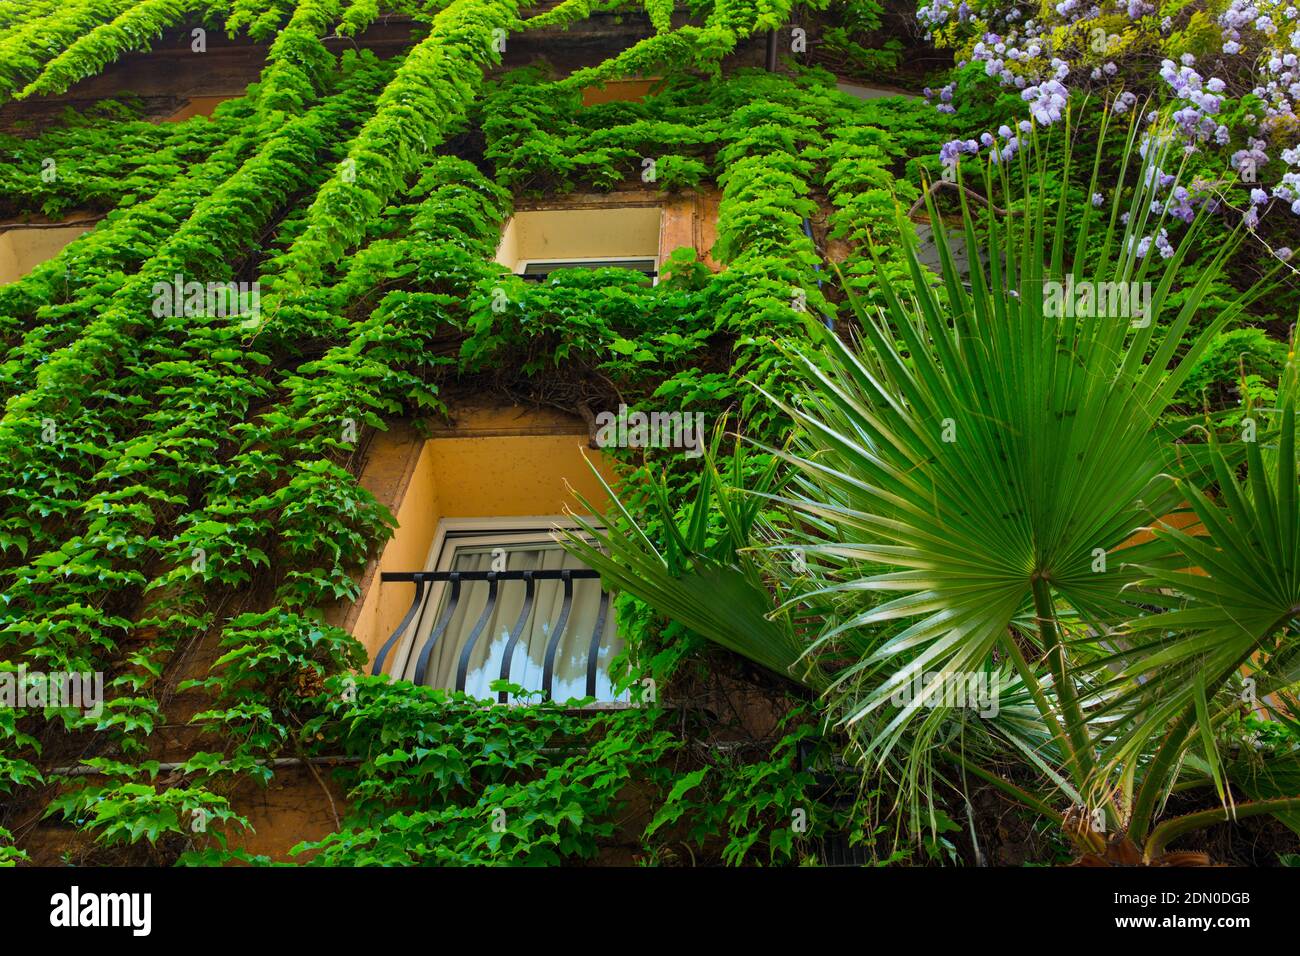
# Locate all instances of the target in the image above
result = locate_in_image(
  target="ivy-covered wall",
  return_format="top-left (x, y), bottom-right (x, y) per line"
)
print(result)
top-left (0, 0), bottom-right (974, 866)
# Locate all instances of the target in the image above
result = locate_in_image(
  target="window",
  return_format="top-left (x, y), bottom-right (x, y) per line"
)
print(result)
top-left (495, 207), bottom-right (661, 280)
top-left (518, 256), bottom-right (657, 281)
top-left (373, 518), bottom-right (623, 704)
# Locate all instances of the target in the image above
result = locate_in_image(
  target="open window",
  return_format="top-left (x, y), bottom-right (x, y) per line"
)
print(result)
top-left (374, 517), bottom-right (624, 704)
top-left (496, 207), bottom-right (662, 281)
top-left (518, 257), bottom-right (657, 282)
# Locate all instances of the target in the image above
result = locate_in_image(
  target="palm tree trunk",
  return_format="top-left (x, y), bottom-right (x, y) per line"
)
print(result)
top-left (1031, 575), bottom-right (1093, 783)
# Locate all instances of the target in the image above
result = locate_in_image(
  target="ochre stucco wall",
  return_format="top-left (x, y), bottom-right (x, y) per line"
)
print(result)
top-left (0, 224), bottom-right (93, 283)
top-left (165, 94), bottom-right (235, 121)
top-left (341, 406), bottom-right (618, 664)
top-left (659, 190), bottom-right (721, 270)
top-left (580, 78), bottom-right (660, 105)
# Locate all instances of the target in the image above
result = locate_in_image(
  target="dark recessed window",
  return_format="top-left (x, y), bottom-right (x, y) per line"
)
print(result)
top-left (519, 258), bottom-right (657, 281)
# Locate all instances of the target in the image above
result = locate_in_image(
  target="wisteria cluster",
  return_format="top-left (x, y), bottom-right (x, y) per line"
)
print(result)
top-left (938, 122), bottom-right (1021, 168)
top-left (924, 82), bottom-right (956, 113)
top-left (937, 117), bottom-right (1221, 259)
top-left (1128, 228), bottom-right (1174, 259)
top-left (920, 0), bottom-right (1300, 244)
top-left (1255, 50), bottom-right (1300, 124)
top-left (1159, 56), bottom-right (1230, 146)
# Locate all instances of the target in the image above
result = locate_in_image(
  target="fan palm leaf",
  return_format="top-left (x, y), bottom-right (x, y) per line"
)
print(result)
top-left (1103, 397), bottom-right (1300, 851)
top-left (757, 110), bottom-right (1259, 807)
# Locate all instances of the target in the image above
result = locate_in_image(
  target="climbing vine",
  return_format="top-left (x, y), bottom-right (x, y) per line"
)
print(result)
top-left (0, 1), bottom-right (951, 867)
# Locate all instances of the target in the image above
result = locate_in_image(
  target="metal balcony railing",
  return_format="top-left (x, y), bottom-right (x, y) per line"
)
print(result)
top-left (371, 569), bottom-right (610, 703)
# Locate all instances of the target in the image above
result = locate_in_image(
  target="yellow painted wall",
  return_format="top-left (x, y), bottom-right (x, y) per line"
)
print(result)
top-left (346, 408), bottom-right (618, 664)
top-left (496, 217), bottom-right (519, 271)
top-left (165, 95), bottom-right (236, 122)
top-left (0, 225), bottom-right (92, 284)
top-left (580, 78), bottom-right (660, 105)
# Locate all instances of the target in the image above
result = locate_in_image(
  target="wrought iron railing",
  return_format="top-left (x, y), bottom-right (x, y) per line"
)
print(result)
top-left (371, 569), bottom-right (611, 703)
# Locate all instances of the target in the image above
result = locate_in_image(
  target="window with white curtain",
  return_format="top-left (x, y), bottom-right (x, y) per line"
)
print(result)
top-left (386, 518), bottom-right (624, 703)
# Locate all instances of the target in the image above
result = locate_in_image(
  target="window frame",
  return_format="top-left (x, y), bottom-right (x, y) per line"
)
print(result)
top-left (514, 255), bottom-right (659, 284)
top-left (385, 516), bottom-right (626, 706)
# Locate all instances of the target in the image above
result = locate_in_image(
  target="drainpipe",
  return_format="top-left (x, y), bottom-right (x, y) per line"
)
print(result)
top-left (765, 30), bottom-right (778, 72)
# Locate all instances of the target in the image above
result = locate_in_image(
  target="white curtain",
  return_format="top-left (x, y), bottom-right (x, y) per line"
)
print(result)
top-left (397, 541), bottom-right (621, 702)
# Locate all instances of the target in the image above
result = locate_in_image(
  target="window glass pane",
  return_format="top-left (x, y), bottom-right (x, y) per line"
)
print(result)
top-left (520, 258), bottom-right (656, 276)
top-left (400, 538), bottom-right (622, 702)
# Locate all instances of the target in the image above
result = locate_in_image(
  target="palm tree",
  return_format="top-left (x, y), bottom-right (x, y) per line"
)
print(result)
top-left (1099, 379), bottom-right (1300, 859)
top-left (563, 104), bottom-right (1300, 861)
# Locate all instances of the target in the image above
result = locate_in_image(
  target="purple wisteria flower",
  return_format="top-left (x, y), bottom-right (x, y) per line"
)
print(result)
top-left (918, 0), bottom-right (1300, 229)
top-left (1022, 80), bottom-right (1068, 124)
